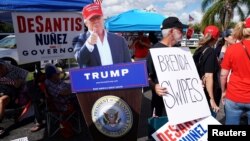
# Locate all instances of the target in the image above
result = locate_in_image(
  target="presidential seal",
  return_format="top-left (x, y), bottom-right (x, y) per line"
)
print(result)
top-left (91, 95), bottom-right (133, 137)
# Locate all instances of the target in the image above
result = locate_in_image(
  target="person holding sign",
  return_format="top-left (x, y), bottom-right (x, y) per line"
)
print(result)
top-left (193, 25), bottom-right (221, 117)
top-left (73, 3), bottom-right (131, 68)
top-left (147, 17), bottom-right (185, 117)
top-left (220, 18), bottom-right (250, 125)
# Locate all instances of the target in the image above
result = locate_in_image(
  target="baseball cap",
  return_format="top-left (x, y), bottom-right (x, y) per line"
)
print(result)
top-left (82, 3), bottom-right (103, 21)
top-left (161, 17), bottom-right (185, 30)
top-left (203, 25), bottom-right (220, 40)
top-left (222, 29), bottom-right (232, 38)
top-left (245, 17), bottom-right (250, 28)
top-left (45, 64), bottom-right (61, 78)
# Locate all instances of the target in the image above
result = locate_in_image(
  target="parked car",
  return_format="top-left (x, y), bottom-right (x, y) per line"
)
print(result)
top-left (0, 35), bottom-right (68, 71)
top-left (181, 33), bottom-right (203, 48)
top-left (0, 35), bottom-right (19, 65)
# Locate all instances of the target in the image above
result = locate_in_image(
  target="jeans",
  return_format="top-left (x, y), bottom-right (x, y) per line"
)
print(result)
top-left (211, 110), bottom-right (217, 118)
top-left (224, 98), bottom-right (250, 125)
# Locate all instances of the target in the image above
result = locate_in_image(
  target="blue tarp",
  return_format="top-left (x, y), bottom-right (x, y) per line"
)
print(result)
top-left (105, 9), bottom-right (166, 32)
top-left (0, 0), bottom-right (93, 12)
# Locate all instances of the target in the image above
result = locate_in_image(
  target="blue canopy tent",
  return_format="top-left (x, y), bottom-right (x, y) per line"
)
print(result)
top-left (105, 9), bottom-right (166, 32)
top-left (0, 0), bottom-right (93, 12)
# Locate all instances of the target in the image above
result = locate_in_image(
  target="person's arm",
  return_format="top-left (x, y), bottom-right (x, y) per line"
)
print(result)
top-left (146, 52), bottom-right (167, 96)
top-left (219, 43), bottom-right (232, 105)
top-left (203, 49), bottom-right (219, 112)
top-left (204, 73), bottom-right (219, 112)
top-left (149, 78), bottom-right (167, 96)
top-left (204, 73), bottom-right (215, 99)
top-left (220, 69), bottom-right (230, 105)
top-left (73, 33), bottom-right (95, 67)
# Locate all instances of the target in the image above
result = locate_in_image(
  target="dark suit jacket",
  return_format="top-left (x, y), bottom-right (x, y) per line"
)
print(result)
top-left (73, 32), bottom-right (131, 68)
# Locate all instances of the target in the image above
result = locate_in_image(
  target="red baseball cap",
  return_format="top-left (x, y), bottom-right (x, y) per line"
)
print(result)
top-left (245, 17), bottom-right (250, 28)
top-left (203, 25), bottom-right (220, 40)
top-left (82, 3), bottom-right (103, 21)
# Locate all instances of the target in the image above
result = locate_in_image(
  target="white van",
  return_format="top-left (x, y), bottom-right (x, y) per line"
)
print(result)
top-left (181, 33), bottom-right (202, 47)
top-left (0, 35), bottom-right (19, 65)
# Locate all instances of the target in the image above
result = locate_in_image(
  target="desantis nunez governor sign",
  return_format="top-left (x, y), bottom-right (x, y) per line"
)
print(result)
top-left (70, 61), bottom-right (149, 93)
top-left (12, 12), bottom-right (84, 64)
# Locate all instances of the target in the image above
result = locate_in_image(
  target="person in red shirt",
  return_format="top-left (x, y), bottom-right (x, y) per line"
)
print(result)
top-left (220, 18), bottom-right (250, 125)
top-left (131, 32), bottom-right (151, 61)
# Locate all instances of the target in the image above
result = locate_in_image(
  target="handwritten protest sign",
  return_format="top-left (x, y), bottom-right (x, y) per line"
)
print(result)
top-left (150, 47), bottom-right (211, 124)
top-left (152, 116), bottom-right (221, 141)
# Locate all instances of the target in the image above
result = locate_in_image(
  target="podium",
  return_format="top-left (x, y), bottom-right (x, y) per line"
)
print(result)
top-left (77, 88), bottom-right (142, 141)
top-left (70, 62), bottom-right (148, 141)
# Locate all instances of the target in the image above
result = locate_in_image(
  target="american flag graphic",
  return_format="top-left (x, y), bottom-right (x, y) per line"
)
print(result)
top-left (94, 0), bottom-right (103, 4)
top-left (188, 14), bottom-right (194, 22)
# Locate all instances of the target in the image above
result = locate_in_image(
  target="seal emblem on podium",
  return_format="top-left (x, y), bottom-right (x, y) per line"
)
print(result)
top-left (91, 95), bottom-right (133, 137)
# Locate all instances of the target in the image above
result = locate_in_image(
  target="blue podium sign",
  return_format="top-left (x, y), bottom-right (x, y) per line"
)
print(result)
top-left (69, 61), bottom-right (149, 93)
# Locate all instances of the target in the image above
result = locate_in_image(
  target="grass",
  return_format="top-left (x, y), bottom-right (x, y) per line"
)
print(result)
top-left (189, 47), bottom-right (197, 54)
top-left (26, 72), bottom-right (34, 81)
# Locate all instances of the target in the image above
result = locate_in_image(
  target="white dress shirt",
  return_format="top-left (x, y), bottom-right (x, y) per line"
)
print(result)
top-left (85, 30), bottom-right (113, 66)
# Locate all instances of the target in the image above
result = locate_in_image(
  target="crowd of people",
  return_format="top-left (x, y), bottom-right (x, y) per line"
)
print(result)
top-left (0, 2), bottom-right (250, 140)
top-left (193, 19), bottom-right (250, 124)
top-left (74, 2), bottom-right (250, 138)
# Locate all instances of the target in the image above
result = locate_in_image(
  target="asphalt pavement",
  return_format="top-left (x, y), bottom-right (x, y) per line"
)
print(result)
top-left (0, 89), bottom-right (228, 141)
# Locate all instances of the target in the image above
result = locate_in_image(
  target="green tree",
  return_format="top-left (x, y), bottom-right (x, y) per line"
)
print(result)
top-left (201, 0), bottom-right (250, 31)
top-left (0, 22), bottom-right (14, 33)
top-left (193, 23), bottom-right (201, 33)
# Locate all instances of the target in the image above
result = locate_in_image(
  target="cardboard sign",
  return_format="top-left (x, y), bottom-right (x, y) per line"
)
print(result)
top-left (70, 61), bottom-right (149, 93)
top-left (11, 137), bottom-right (28, 141)
top-left (150, 47), bottom-right (211, 125)
top-left (152, 116), bottom-right (221, 141)
top-left (12, 12), bottom-right (84, 64)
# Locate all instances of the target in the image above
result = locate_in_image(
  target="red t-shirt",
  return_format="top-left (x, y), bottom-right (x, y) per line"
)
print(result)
top-left (133, 37), bottom-right (151, 58)
top-left (221, 40), bottom-right (250, 103)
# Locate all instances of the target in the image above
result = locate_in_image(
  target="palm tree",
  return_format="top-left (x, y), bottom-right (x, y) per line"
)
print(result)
top-left (201, 0), bottom-right (250, 31)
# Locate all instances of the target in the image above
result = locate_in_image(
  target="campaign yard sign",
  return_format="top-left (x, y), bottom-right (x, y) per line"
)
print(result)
top-left (69, 61), bottom-right (149, 93)
top-left (11, 137), bottom-right (29, 141)
top-left (12, 12), bottom-right (84, 64)
top-left (150, 47), bottom-right (211, 125)
top-left (152, 116), bottom-right (221, 141)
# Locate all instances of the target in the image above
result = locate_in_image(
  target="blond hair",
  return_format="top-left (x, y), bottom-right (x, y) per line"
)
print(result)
top-left (232, 21), bottom-right (250, 40)
top-left (198, 33), bottom-right (213, 48)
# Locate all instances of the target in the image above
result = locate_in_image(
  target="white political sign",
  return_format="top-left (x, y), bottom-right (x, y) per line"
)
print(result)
top-left (150, 47), bottom-right (211, 125)
top-left (11, 137), bottom-right (29, 141)
top-left (152, 116), bottom-right (221, 141)
top-left (12, 12), bottom-right (84, 64)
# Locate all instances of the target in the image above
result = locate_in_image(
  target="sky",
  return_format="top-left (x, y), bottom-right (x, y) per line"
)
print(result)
top-left (101, 0), bottom-right (203, 24)
top-left (101, 0), bottom-right (246, 24)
